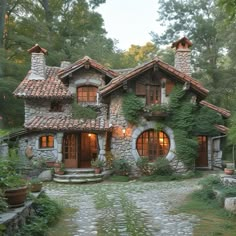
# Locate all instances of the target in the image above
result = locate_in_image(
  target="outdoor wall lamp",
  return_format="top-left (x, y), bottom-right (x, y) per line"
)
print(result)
top-left (122, 127), bottom-right (126, 137)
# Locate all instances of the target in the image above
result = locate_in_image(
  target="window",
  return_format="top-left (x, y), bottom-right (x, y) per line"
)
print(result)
top-left (39, 135), bottom-right (54, 148)
top-left (77, 86), bottom-right (97, 102)
top-left (50, 101), bottom-right (62, 112)
top-left (136, 129), bottom-right (169, 161)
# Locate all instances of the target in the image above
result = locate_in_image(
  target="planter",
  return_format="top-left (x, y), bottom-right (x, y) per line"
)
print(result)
top-left (30, 182), bottom-right (43, 192)
top-left (94, 168), bottom-right (101, 174)
top-left (224, 168), bottom-right (234, 175)
top-left (4, 186), bottom-right (28, 207)
top-left (46, 161), bottom-right (56, 168)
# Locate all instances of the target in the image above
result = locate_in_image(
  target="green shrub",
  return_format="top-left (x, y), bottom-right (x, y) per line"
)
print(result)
top-left (152, 157), bottom-right (173, 176)
top-left (0, 190), bottom-right (7, 213)
top-left (198, 175), bottom-right (221, 188)
top-left (32, 193), bottom-right (62, 225)
top-left (136, 157), bottom-right (154, 176)
top-left (112, 158), bottom-right (131, 176)
top-left (72, 102), bottom-right (97, 119)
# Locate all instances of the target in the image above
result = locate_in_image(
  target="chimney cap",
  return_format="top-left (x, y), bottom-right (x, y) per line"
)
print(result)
top-left (27, 44), bottom-right (48, 55)
top-left (171, 36), bottom-right (192, 50)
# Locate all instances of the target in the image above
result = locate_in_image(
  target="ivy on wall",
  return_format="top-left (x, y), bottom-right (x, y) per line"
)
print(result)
top-left (72, 102), bottom-right (97, 119)
top-left (122, 93), bottom-right (144, 124)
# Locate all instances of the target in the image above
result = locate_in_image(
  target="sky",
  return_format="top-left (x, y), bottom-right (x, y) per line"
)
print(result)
top-left (97, 0), bottom-right (164, 51)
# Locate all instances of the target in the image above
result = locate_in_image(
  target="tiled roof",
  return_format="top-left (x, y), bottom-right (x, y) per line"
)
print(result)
top-left (100, 58), bottom-right (208, 97)
top-left (13, 67), bottom-right (73, 99)
top-left (25, 116), bottom-right (111, 131)
top-left (58, 56), bottom-right (119, 79)
top-left (215, 124), bottom-right (229, 134)
top-left (27, 44), bottom-right (48, 54)
top-left (171, 37), bottom-right (193, 49)
top-left (200, 100), bottom-right (231, 118)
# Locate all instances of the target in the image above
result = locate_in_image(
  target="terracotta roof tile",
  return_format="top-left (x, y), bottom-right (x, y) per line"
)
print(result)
top-left (27, 44), bottom-right (48, 55)
top-left (100, 58), bottom-right (208, 97)
top-left (171, 37), bottom-right (193, 49)
top-left (215, 124), bottom-right (229, 134)
top-left (25, 115), bottom-right (111, 131)
top-left (58, 56), bottom-right (119, 79)
top-left (13, 67), bottom-right (73, 99)
top-left (200, 100), bottom-right (231, 118)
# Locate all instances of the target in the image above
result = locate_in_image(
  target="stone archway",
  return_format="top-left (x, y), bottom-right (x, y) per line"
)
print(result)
top-left (131, 121), bottom-right (176, 161)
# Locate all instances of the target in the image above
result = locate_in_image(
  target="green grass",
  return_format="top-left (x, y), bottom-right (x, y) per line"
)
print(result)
top-left (106, 175), bottom-right (130, 182)
top-left (177, 188), bottom-right (236, 236)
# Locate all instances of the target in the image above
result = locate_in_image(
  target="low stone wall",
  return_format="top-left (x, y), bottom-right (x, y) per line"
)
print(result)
top-left (0, 192), bottom-right (41, 236)
top-left (0, 143), bottom-right (8, 158)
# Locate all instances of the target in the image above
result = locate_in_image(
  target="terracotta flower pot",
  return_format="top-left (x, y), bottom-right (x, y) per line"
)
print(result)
top-left (94, 168), bottom-right (101, 174)
top-left (224, 168), bottom-right (234, 175)
top-left (46, 161), bottom-right (56, 168)
top-left (4, 186), bottom-right (28, 207)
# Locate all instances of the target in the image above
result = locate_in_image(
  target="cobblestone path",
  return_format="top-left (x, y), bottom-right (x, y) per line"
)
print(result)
top-left (45, 179), bottom-right (200, 236)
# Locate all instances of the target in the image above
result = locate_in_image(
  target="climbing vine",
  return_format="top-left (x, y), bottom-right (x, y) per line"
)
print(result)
top-left (122, 93), bottom-right (144, 124)
top-left (163, 85), bottom-right (224, 168)
top-left (72, 102), bottom-right (97, 119)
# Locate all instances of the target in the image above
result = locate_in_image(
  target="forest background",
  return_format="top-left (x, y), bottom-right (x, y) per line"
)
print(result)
top-left (0, 0), bottom-right (236, 131)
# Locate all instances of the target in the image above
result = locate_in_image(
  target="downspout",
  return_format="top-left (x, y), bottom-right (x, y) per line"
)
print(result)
top-left (211, 134), bottom-right (226, 170)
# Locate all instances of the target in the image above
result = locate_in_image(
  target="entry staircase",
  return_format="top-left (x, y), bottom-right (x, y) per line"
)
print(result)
top-left (53, 168), bottom-right (104, 184)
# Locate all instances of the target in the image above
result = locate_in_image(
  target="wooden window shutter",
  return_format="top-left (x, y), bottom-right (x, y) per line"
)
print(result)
top-left (166, 80), bottom-right (174, 96)
top-left (136, 83), bottom-right (146, 95)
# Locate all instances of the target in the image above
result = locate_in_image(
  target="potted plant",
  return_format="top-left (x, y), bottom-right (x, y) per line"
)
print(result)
top-left (91, 158), bottom-right (105, 174)
top-left (0, 159), bottom-right (28, 207)
top-left (29, 177), bottom-right (43, 192)
top-left (54, 162), bottom-right (65, 175)
top-left (224, 164), bottom-right (235, 175)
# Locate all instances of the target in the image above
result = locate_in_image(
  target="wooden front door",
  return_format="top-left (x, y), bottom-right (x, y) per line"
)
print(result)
top-left (79, 133), bottom-right (98, 168)
top-left (63, 134), bottom-right (78, 168)
top-left (196, 136), bottom-right (208, 167)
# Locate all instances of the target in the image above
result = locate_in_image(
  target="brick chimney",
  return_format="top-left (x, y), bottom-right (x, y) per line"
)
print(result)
top-left (27, 44), bottom-right (48, 80)
top-left (171, 37), bottom-right (192, 76)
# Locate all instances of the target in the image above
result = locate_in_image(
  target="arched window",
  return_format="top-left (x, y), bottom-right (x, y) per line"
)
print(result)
top-left (136, 129), bottom-right (169, 161)
top-left (77, 86), bottom-right (97, 103)
top-left (39, 135), bottom-right (54, 148)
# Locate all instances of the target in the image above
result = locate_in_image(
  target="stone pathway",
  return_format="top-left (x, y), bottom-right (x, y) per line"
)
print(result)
top-left (45, 179), bottom-right (200, 236)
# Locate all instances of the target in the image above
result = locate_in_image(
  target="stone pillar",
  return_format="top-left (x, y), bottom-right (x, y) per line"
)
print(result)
top-left (0, 142), bottom-right (8, 158)
top-left (56, 132), bottom-right (63, 162)
top-left (97, 133), bottom-right (106, 161)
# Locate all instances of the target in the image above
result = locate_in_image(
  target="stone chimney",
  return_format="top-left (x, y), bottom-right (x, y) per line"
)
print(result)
top-left (171, 37), bottom-right (192, 76)
top-left (27, 44), bottom-right (48, 80)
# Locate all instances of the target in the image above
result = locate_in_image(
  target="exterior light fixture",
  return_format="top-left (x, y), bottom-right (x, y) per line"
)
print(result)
top-left (122, 127), bottom-right (126, 137)
top-left (88, 133), bottom-right (91, 137)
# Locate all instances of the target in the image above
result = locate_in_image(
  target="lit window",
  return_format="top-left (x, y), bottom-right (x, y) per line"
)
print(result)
top-left (77, 86), bottom-right (97, 102)
top-left (39, 135), bottom-right (54, 148)
top-left (136, 129), bottom-right (169, 161)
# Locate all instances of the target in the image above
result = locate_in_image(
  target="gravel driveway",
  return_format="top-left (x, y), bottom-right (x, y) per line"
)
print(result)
top-left (45, 179), bottom-right (200, 236)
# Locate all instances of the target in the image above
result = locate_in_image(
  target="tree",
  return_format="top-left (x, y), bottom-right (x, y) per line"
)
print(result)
top-left (218, 0), bottom-right (236, 20)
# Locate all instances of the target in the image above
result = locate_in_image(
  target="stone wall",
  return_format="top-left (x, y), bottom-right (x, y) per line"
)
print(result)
top-left (174, 49), bottom-right (191, 76)
top-left (18, 133), bottom-right (60, 161)
top-left (0, 142), bottom-right (8, 157)
top-left (29, 53), bottom-right (45, 79)
top-left (24, 100), bottom-right (71, 123)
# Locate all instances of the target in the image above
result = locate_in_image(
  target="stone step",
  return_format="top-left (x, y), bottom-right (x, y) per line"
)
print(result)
top-left (53, 177), bottom-right (103, 184)
top-left (54, 173), bottom-right (103, 179)
top-left (65, 168), bottom-right (95, 174)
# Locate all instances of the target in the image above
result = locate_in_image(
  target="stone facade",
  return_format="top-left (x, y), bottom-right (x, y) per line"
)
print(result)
top-left (28, 53), bottom-right (46, 79)
top-left (174, 49), bottom-right (191, 76)
top-left (24, 99), bottom-right (71, 123)
top-left (0, 142), bottom-right (9, 158)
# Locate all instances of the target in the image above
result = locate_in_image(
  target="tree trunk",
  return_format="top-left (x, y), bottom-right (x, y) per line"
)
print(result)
top-left (0, 0), bottom-right (7, 48)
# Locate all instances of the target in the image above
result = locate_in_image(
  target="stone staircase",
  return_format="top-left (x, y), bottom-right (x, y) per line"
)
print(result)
top-left (53, 168), bottom-right (104, 184)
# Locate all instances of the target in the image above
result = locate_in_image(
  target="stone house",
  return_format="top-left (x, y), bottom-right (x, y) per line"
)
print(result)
top-left (13, 37), bottom-right (230, 172)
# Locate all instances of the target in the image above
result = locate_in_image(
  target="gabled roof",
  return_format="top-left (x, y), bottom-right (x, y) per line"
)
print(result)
top-left (13, 67), bottom-right (73, 99)
top-left (24, 115), bottom-right (111, 131)
top-left (100, 58), bottom-right (209, 97)
top-left (27, 44), bottom-right (48, 55)
top-left (171, 36), bottom-right (193, 49)
top-left (200, 100), bottom-right (231, 118)
top-left (58, 56), bottom-right (119, 79)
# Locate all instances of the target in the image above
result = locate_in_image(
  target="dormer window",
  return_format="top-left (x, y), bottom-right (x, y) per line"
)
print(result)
top-left (77, 86), bottom-right (98, 103)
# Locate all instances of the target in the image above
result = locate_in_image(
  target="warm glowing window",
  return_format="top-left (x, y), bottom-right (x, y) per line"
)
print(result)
top-left (77, 86), bottom-right (97, 102)
top-left (136, 129), bottom-right (169, 161)
top-left (39, 135), bottom-right (54, 148)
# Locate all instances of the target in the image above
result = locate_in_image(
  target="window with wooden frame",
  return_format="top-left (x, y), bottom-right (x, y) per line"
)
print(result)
top-left (39, 135), bottom-right (54, 149)
top-left (77, 86), bottom-right (98, 103)
top-left (136, 129), bottom-right (169, 161)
